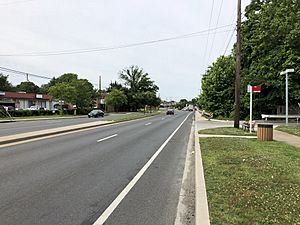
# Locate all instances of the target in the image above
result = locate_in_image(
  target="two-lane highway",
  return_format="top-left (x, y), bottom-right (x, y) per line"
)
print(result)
top-left (0, 111), bottom-right (193, 225)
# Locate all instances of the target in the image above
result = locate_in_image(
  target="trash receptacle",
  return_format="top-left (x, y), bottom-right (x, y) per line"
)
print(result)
top-left (257, 124), bottom-right (273, 141)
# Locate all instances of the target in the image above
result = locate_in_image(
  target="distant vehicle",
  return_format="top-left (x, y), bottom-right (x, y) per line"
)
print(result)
top-left (166, 109), bottom-right (175, 115)
top-left (27, 105), bottom-right (41, 110)
top-left (88, 109), bottom-right (104, 118)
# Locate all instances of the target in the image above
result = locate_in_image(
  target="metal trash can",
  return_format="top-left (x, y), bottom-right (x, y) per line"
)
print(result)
top-left (257, 124), bottom-right (273, 141)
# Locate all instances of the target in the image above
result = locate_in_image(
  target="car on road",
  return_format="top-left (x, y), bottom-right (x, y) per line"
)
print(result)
top-left (166, 109), bottom-right (175, 115)
top-left (88, 109), bottom-right (104, 118)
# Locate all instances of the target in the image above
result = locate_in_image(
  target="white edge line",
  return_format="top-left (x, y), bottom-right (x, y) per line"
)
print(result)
top-left (97, 134), bottom-right (118, 143)
top-left (93, 113), bottom-right (191, 225)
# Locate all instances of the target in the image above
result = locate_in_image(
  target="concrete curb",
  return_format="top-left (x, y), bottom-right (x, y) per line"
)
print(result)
top-left (195, 112), bottom-right (210, 225)
top-left (199, 134), bottom-right (257, 139)
top-left (174, 117), bottom-right (195, 225)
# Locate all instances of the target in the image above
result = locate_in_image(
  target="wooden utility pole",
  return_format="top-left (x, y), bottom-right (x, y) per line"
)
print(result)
top-left (234, 0), bottom-right (241, 128)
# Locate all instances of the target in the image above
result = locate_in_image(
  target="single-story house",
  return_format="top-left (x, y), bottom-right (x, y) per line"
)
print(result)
top-left (0, 91), bottom-right (52, 110)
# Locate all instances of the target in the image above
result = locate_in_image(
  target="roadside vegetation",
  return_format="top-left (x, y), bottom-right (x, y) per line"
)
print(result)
top-left (197, 0), bottom-right (300, 119)
top-left (199, 127), bottom-right (256, 136)
top-left (0, 65), bottom-right (161, 117)
top-left (200, 137), bottom-right (300, 225)
top-left (276, 125), bottom-right (300, 137)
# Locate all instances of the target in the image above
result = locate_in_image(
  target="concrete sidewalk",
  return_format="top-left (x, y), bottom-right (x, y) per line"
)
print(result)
top-left (274, 130), bottom-right (300, 148)
top-left (194, 111), bottom-right (210, 225)
top-left (0, 120), bottom-right (113, 145)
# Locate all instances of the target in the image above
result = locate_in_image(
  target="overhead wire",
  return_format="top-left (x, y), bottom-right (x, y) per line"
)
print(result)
top-left (201, 0), bottom-right (215, 70)
top-left (0, 66), bottom-right (52, 80)
top-left (223, 10), bottom-right (246, 56)
top-left (207, 0), bottom-right (224, 64)
top-left (0, 24), bottom-right (234, 57)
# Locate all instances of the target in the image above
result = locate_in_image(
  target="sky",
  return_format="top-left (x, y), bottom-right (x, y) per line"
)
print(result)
top-left (0, 0), bottom-right (250, 101)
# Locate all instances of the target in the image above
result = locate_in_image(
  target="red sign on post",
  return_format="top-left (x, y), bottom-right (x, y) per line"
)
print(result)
top-left (252, 85), bottom-right (261, 93)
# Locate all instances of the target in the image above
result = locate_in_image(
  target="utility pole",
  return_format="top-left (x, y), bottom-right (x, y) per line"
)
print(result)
top-left (234, 0), bottom-right (241, 128)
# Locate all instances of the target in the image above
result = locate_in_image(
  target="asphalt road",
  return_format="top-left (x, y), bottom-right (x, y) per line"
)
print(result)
top-left (0, 111), bottom-right (193, 225)
top-left (0, 113), bottom-right (137, 137)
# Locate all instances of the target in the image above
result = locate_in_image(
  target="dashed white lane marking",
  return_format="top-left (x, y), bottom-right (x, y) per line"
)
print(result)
top-left (145, 122), bottom-right (152, 126)
top-left (97, 134), bottom-right (118, 143)
top-left (161, 118), bottom-right (165, 120)
top-left (93, 113), bottom-right (191, 225)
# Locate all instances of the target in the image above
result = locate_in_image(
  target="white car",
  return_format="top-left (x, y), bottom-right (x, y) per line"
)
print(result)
top-left (27, 106), bottom-right (42, 110)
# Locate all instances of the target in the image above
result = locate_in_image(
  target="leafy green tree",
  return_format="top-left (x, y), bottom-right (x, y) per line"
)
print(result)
top-left (0, 74), bottom-right (14, 91)
top-left (241, 0), bottom-right (300, 116)
top-left (119, 65), bottom-right (159, 111)
top-left (71, 79), bottom-right (96, 108)
top-left (105, 88), bottom-right (127, 112)
top-left (16, 81), bottom-right (40, 93)
top-left (119, 65), bottom-right (158, 93)
top-left (48, 83), bottom-right (76, 114)
top-left (40, 74), bottom-right (78, 94)
top-left (176, 99), bottom-right (188, 110)
top-left (43, 73), bottom-right (96, 109)
top-left (199, 55), bottom-right (235, 118)
top-left (199, 0), bottom-right (300, 119)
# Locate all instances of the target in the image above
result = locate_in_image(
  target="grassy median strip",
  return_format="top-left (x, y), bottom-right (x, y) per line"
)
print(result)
top-left (276, 126), bottom-right (300, 137)
top-left (199, 127), bottom-right (256, 136)
top-left (110, 112), bottom-right (161, 122)
top-left (200, 137), bottom-right (300, 225)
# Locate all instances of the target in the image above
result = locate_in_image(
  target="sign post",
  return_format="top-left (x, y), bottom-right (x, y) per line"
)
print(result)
top-left (248, 85), bottom-right (261, 133)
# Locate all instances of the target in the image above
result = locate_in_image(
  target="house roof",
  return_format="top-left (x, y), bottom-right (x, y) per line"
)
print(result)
top-left (0, 91), bottom-right (51, 100)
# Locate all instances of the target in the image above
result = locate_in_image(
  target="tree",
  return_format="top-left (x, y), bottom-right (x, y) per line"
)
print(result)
top-left (105, 88), bottom-right (127, 112)
top-left (48, 83), bottom-right (76, 114)
top-left (199, 55), bottom-right (235, 118)
top-left (0, 74), bottom-right (14, 91)
top-left (241, 0), bottom-right (300, 116)
top-left (119, 65), bottom-right (159, 111)
top-left (176, 99), bottom-right (188, 110)
top-left (44, 73), bottom-right (96, 109)
top-left (71, 79), bottom-right (96, 109)
top-left (199, 0), bottom-right (300, 119)
top-left (16, 81), bottom-right (40, 93)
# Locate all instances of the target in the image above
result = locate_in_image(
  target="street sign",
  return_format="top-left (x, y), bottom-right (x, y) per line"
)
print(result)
top-left (247, 84), bottom-right (261, 133)
top-left (252, 85), bottom-right (261, 93)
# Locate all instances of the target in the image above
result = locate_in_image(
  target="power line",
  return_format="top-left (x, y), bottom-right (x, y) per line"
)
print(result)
top-left (0, 66), bottom-right (52, 80)
top-left (223, 28), bottom-right (236, 55)
top-left (201, 0), bottom-right (215, 70)
top-left (0, 24), bottom-right (233, 57)
top-left (223, 10), bottom-right (245, 56)
top-left (0, 66), bottom-right (104, 87)
top-left (207, 0), bottom-right (224, 63)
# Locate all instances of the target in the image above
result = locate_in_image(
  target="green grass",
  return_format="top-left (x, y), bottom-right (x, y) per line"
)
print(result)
top-left (276, 126), bottom-right (300, 137)
top-left (200, 137), bottom-right (300, 225)
top-left (199, 127), bottom-right (256, 136)
top-left (109, 111), bottom-right (161, 122)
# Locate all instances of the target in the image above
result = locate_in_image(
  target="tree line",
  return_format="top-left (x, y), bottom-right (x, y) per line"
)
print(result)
top-left (198, 0), bottom-right (300, 119)
top-left (0, 65), bottom-right (161, 112)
